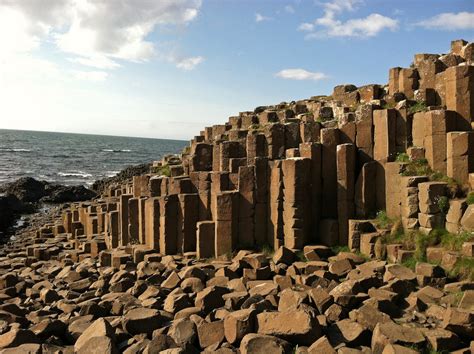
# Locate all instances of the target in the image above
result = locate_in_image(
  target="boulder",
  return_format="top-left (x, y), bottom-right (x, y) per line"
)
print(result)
top-left (239, 334), bottom-right (292, 354)
top-left (122, 308), bottom-right (164, 335)
top-left (256, 307), bottom-right (320, 346)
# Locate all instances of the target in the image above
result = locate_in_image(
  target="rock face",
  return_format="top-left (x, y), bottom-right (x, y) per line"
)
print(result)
top-left (0, 177), bottom-right (96, 204)
top-left (0, 39), bottom-right (474, 353)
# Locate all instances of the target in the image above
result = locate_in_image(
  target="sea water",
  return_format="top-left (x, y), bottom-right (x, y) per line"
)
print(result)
top-left (0, 129), bottom-right (186, 186)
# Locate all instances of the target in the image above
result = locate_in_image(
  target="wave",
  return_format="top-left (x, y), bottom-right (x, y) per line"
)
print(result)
top-left (102, 149), bottom-right (132, 153)
top-left (0, 148), bottom-right (31, 152)
top-left (106, 171), bottom-right (120, 177)
top-left (57, 171), bottom-right (93, 178)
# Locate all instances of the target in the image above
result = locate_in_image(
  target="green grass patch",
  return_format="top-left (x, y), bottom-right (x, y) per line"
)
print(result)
top-left (467, 192), bottom-right (474, 205)
top-left (400, 158), bottom-right (431, 177)
top-left (436, 196), bottom-right (450, 216)
top-left (440, 231), bottom-right (474, 251)
top-left (374, 210), bottom-right (393, 229)
top-left (259, 244), bottom-right (275, 258)
top-left (408, 101), bottom-right (427, 115)
top-left (331, 245), bottom-right (350, 254)
top-left (156, 164), bottom-right (171, 177)
top-left (451, 257), bottom-right (474, 281)
top-left (401, 256), bottom-right (417, 270)
top-left (395, 152), bottom-right (410, 163)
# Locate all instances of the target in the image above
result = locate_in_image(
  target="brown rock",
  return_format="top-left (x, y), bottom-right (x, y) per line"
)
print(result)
top-left (77, 336), bottom-right (118, 354)
top-left (0, 329), bottom-right (40, 350)
top-left (197, 320), bottom-right (225, 349)
top-left (195, 286), bottom-right (230, 314)
top-left (307, 335), bottom-right (335, 354)
top-left (122, 308), bottom-right (163, 336)
top-left (256, 307), bottom-right (320, 346)
top-left (168, 318), bottom-right (196, 347)
top-left (371, 322), bottom-right (425, 354)
top-left (441, 307), bottom-right (474, 338)
top-left (223, 308), bottom-right (256, 344)
top-left (239, 333), bottom-right (292, 354)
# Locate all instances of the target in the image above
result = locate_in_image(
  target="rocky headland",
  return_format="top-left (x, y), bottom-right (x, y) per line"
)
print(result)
top-left (0, 39), bottom-right (473, 353)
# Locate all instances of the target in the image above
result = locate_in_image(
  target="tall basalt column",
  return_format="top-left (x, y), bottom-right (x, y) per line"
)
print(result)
top-left (264, 123), bottom-right (285, 159)
top-left (354, 161), bottom-right (377, 218)
top-left (282, 158), bottom-right (311, 250)
top-left (336, 144), bottom-right (356, 245)
top-left (215, 191), bottom-right (238, 256)
top-left (178, 193), bottom-right (199, 253)
top-left (355, 104), bottom-right (374, 166)
top-left (128, 198), bottom-right (139, 244)
top-left (246, 132), bottom-right (266, 161)
top-left (373, 109), bottom-right (397, 210)
top-left (447, 131), bottom-right (474, 185)
top-left (144, 197), bottom-right (160, 250)
top-left (210, 171), bottom-right (229, 220)
top-left (219, 141), bottom-right (241, 172)
top-left (321, 128), bottom-right (339, 218)
top-left (238, 166), bottom-right (255, 248)
top-left (299, 142), bottom-right (322, 244)
top-left (424, 110), bottom-right (456, 174)
top-left (63, 211), bottom-right (72, 234)
top-left (120, 194), bottom-right (132, 246)
top-left (254, 157), bottom-right (268, 245)
top-left (445, 65), bottom-right (474, 131)
top-left (109, 210), bottom-right (120, 248)
top-left (388, 67), bottom-right (402, 95)
top-left (159, 195), bottom-right (179, 255)
top-left (268, 161), bottom-right (284, 249)
top-left (138, 197), bottom-right (147, 244)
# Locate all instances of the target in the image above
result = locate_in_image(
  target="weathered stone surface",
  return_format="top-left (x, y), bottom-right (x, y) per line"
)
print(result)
top-left (256, 308), bottom-right (320, 346)
top-left (240, 333), bottom-right (292, 354)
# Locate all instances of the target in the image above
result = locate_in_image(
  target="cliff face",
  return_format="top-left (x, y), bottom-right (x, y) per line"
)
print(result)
top-left (58, 39), bottom-right (473, 258)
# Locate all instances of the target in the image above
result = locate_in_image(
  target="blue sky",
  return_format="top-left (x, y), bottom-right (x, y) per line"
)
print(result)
top-left (0, 0), bottom-right (473, 140)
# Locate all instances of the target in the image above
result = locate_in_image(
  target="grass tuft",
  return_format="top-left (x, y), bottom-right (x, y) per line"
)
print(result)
top-left (374, 210), bottom-right (393, 229)
top-left (408, 101), bottom-right (427, 115)
top-left (467, 192), bottom-right (474, 205)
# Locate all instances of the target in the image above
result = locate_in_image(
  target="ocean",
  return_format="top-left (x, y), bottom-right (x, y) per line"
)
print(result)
top-left (0, 129), bottom-right (187, 187)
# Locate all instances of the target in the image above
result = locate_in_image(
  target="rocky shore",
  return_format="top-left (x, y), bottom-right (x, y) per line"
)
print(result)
top-left (0, 177), bottom-right (96, 242)
top-left (0, 39), bottom-right (473, 353)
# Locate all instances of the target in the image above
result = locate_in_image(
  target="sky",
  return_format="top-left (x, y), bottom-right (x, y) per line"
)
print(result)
top-left (0, 0), bottom-right (473, 141)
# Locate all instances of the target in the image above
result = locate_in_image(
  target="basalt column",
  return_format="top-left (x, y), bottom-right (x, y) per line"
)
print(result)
top-left (299, 142), bottom-right (322, 244)
top-left (282, 158), bottom-right (311, 249)
top-left (321, 128), bottom-right (339, 218)
top-left (159, 195), bottom-right (179, 255)
top-left (336, 143), bottom-right (356, 245)
top-left (268, 161), bottom-right (284, 249)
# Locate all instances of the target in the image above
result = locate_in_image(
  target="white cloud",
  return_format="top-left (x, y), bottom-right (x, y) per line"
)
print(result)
top-left (255, 13), bottom-right (271, 23)
top-left (275, 68), bottom-right (327, 81)
top-left (300, 0), bottom-right (398, 38)
top-left (73, 71), bottom-right (108, 82)
top-left (0, 0), bottom-right (203, 68)
top-left (175, 56), bottom-right (204, 71)
top-left (285, 5), bottom-right (295, 14)
top-left (298, 23), bottom-right (315, 31)
top-left (417, 12), bottom-right (474, 30)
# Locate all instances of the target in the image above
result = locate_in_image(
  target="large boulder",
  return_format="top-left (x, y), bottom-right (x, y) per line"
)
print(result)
top-left (256, 307), bottom-right (321, 346)
top-left (240, 334), bottom-right (292, 354)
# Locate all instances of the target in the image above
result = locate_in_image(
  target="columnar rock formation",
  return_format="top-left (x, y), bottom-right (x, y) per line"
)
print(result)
top-left (0, 39), bottom-right (473, 353)
top-left (56, 39), bottom-right (473, 260)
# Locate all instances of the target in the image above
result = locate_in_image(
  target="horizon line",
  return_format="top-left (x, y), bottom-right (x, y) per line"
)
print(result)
top-left (0, 127), bottom-right (188, 142)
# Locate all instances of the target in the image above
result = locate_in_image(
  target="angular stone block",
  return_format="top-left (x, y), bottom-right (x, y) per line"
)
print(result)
top-left (447, 131), bottom-right (474, 185)
top-left (197, 221), bottom-right (215, 259)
